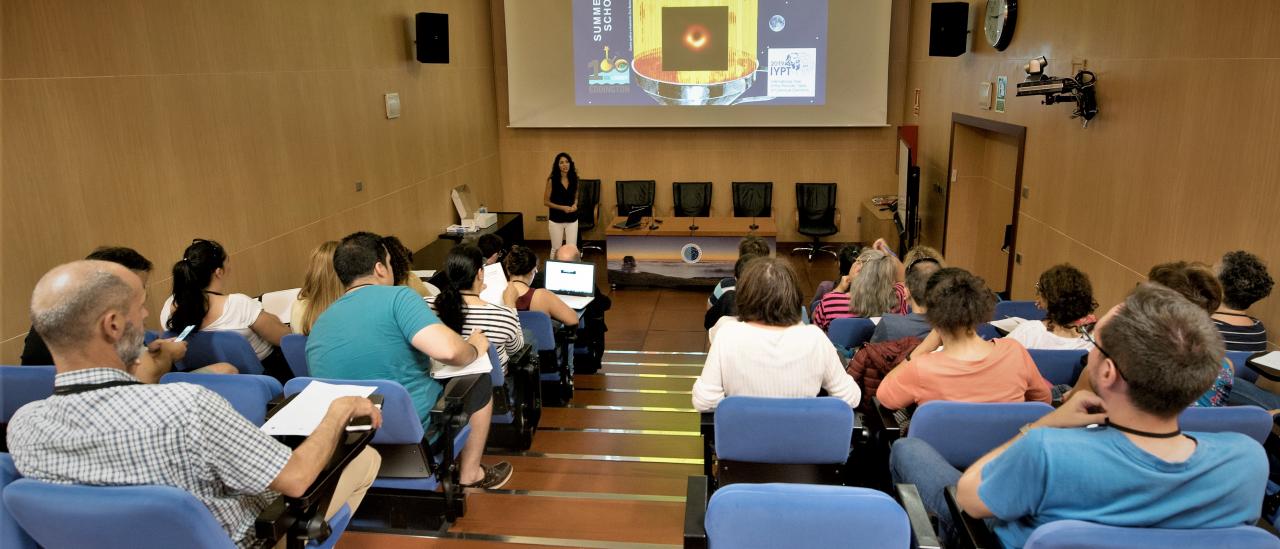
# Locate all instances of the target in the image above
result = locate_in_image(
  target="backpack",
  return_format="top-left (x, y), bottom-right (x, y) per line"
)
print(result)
top-left (845, 336), bottom-right (922, 400)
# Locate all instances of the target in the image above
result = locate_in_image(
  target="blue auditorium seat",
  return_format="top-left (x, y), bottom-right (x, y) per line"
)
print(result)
top-left (0, 454), bottom-right (37, 549)
top-left (976, 323), bottom-right (1001, 340)
top-left (995, 300), bottom-right (1046, 321)
top-left (705, 483), bottom-right (911, 549)
top-left (1179, 405), bottom-right (1272, 444)
top-left (1027, 349), bottom-right (1087, 386)
top-left (1, 366), bottom-right (55, 424)
top-left (826, 317), bottom-right (876, 352)
top-left (714, 396), bottom-right (854, 487)
top-left (517, 310), bottom-right (573, 405)
top-left (1227, 350), bottom-right (1259, 383)
top-left (1023, 519), bottom-right (1280, 549)
top-left (169, 330), bottom-right (264, 375)
top-left (160, 372), bottom-right (282, 425)
top-left (280, 333), bottom-right (310, 378)
top-left (907, 401), bottom-right (1053, 469)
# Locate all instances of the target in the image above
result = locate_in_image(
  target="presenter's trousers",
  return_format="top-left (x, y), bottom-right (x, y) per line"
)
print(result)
top-left (548, 220), bottom-right (578, 253)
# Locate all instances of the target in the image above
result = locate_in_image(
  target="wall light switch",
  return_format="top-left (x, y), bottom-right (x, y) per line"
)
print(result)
top-left (978, 82), bottom-right (993, 110)
top-left (384, 93), bottom-right (401, 119)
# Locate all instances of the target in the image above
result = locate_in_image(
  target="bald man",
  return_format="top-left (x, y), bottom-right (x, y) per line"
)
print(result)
top-left (9, 260), bottom-right (382, 548)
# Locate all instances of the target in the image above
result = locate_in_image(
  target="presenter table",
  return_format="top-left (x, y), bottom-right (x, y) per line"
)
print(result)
top-left (605, 216), bottom-right (777, 288)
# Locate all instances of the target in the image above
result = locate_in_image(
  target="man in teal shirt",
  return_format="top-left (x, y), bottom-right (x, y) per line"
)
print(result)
top-left (308, 232), bottom-right (512, 489)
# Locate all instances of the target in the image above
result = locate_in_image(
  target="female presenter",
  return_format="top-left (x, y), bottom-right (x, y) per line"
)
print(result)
top-left (543, 152), bottom-right (579, 253)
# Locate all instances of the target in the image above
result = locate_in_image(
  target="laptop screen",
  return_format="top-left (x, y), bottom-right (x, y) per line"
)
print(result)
top-left (544, 260), bottom-right (595, 296)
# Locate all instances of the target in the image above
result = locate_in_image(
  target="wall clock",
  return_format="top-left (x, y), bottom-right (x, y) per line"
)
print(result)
top-left (985, 0), bottom-right (1017, 51)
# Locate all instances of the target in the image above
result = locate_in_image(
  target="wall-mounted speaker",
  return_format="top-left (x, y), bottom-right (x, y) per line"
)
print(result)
top-left (928, 2), bottom-right (970, 57)
top-left (412, 12), bottom-right (449, 64)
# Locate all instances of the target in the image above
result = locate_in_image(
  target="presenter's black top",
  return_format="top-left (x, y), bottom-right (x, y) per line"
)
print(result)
top-left (548, 177), bottom-right (578, 223)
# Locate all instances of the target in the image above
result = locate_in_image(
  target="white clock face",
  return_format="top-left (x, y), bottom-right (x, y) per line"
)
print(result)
top-left (985, 0), bottom-right (1008, 48)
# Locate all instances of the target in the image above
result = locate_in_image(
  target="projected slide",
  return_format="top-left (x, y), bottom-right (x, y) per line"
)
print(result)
top-left (573, 0), bottom-right (828, 106)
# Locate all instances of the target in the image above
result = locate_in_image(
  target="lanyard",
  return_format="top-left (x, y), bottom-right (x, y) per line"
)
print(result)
top-left (53, 380), bottom-right (141, 396)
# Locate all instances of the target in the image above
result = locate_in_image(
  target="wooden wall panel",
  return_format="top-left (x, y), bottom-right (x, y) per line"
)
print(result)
top-left (905, 0), bottom-right (1280, 344)
top-left (1, 1), bottom-right (502, 361)
top-left (489, 0), bottom-right (914, 243)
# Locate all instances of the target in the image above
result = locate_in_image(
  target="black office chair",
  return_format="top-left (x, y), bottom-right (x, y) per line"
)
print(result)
top-left (616, 180), bottom-right (656, 217)
top-left (794, 183), bottom-right (840, 261)
top-left (577, 178), bottom-right (602, 255)
top-left (673, 182), bottom-right (712, 217)
top-left (732, 182), bottom-right (772, 218)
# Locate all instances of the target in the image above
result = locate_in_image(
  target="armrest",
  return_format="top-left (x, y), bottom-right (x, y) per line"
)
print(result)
top-left (873, 397), bottom-right (902, 440)
top-left (700, 412), bottom-right (715, 480)
top-left (683, 475), bottom-right (710, 549)
top-left (895, 484), bottom-right (943, 549)
top-left (256, 429), bottom-right (375, 547)
top-left (944, 485), bottom-right (998, 549)
top-left (432, 374), bottom-right (486, 422)
top-left (834, 207), bottom-right (842, 230)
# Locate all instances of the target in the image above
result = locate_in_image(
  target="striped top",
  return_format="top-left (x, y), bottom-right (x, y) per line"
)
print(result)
top-left (1213, 316), bottom-right (1269, 352)
top-left (425, 297), bottom-right (525, 372)
top-left (812, 282), bottom-right (910, 331)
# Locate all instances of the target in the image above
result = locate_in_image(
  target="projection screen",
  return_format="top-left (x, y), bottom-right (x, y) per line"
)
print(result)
top-left (504, 0), bottom-right (892, 128)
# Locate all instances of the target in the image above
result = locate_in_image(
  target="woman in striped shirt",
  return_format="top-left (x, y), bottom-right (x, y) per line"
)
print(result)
top-left (427, 244), bottom-right (524, 373)
top-left (812, 248), bottom-right (909, 331)
top-left (1213, 250), bottom-right (1273, 352)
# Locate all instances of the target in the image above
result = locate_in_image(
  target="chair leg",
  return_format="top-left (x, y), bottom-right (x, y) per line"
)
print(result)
top-left (790, 236), bottom-right (832, 262)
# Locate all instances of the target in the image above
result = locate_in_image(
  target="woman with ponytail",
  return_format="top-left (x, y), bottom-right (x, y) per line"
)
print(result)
top-left (161, 239), bottom-right (292, 380)
top-left (425, 244), bottom-right (524, 373)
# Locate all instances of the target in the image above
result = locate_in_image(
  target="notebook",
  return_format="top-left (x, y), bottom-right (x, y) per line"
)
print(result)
top-left (544, 260), bottom-right (596, 310)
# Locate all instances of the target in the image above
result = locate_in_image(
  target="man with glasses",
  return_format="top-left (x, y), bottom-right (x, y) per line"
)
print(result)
top-left (891, 283), bottom-right (1266, 547)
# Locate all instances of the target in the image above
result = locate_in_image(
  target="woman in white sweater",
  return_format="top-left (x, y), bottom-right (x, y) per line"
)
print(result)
top-left (693, 257), bottom-right (861, 412)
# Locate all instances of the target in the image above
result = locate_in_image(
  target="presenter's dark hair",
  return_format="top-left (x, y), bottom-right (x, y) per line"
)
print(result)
top-left (1037, 264), bottom-right (1097, 329)
top-left (334, 232), bottom-right (388, 287)
top-left (86, 246), bottom-right (153, 273)
top-left (168, 239), bottom-right (226, 332)
top-left (736, 257), bottom-right (803, 327)
top-left (435, 245), bottom-right (487, 334)
top-left (380, 235), bottom-right (415, 286)
top-left (1219, 251), bottom-right (1274, 310)
top-left (504, 245), bottom-right (538, 277)
top-left (548, 152), bottom-right (579, 185)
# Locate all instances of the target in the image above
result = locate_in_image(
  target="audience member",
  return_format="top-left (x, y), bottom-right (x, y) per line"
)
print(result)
top-left (870, 257), bottom-right (941, 343)
top-left (891, 283), bottom-right (1265, 548)
top-left (898, 244), bottom-right (944, 282)
top-left (20, 246), bottom-right (219, 381)
top-left (503, 245), bottom-right (578, 326)
top-left (809, 244), bottom-right (860, 313)
top-left (307, 232), bottom-right (511, 488)
top-left (879, 268), bottom-right (1051, 409)
top-left (1004, 264), bottom-right (1096, 350)
top-left (162, 239), bottom-right (292, 381)
top-left (535, 244), bottom-right (612, 372)
top-left (707, 235), bottom-right (771, 312)
top-left (292, 240), bottom-right (342, 336)
top-left (704, 253), bottom-right (762, 331)
top-left (692, 257), bottom-right (860, 411)
top-left (426, 244), bottom-right (524, 373)
top-left (812, 249), bottom-right (909, 331)
top-left (477, 234), bottom-right (506, 266)
top-left (382, 235), bottom-right (436, 298)
top-left (9, 260), bottom-right (382, 548)
top-left (1213, 250), bottom-right (1273, 351)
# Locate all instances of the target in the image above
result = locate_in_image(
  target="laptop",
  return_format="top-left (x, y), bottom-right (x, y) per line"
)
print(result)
top-left (544, 260), bottom-right (596, 310)
top-left (612, 208), bottom-right (645, 229)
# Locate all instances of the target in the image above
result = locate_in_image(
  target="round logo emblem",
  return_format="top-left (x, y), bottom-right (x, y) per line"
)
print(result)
top-left (681, 243), bottom-right (703, 264)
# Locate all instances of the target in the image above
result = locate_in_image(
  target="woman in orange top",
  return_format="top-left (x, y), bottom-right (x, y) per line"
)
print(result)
top-left (878, 267), bottom-right (1051, 410)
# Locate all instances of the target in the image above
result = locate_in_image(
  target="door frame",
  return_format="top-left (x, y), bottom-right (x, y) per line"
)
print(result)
top-left (940, 113), bottom-right (1027, 297)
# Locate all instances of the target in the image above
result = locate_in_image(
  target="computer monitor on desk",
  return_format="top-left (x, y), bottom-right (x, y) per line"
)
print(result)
top-left (544, 260), bottom-right (596, 310)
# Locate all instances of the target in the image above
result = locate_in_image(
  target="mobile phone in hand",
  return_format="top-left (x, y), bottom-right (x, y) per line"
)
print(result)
top-left (174, 325), bottom-right (196, 342)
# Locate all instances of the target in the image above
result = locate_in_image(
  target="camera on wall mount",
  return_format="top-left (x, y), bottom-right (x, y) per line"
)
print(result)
top-left (1015, 56), bottom-right (1098, 128)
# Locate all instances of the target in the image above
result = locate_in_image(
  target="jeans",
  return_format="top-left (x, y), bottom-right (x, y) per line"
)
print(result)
top-left (890, 437), bottom-right (964, 543)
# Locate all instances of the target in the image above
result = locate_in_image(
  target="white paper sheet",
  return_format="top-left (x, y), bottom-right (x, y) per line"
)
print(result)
top-left (990, 317), bottom-right (1026, 333)
top-left (1250, 351), bottom-right (1280, 375)
top-left (431, 344), bottom-right (495, 379)
top-left (259, 287), bottom-right (301, 324)
top-left (479, 263), bottom-right (507, 305)
top-left (261, 381), bottom-right (376, 436)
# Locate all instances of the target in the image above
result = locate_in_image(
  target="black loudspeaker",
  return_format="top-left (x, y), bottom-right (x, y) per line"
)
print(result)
top-left (928, 2), bottom-right (969, 57)
top-left (414, 12), bottom-right (449, 64)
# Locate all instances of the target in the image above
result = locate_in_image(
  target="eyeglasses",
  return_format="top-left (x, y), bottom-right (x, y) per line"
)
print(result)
top-left (1080, 325), bottom-right (1126, 381)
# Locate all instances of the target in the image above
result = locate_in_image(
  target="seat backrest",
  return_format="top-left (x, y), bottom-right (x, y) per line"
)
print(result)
top-left (1027, 349), bottom-right (1087, 386)
top-left (1178, 405), bottom-right (1272, 444)
top-left (826, 318), bottom-right (877, 350)
top-left (260, 288), bottom-right (301, 323)
top-left (994, 300), bottom-right (1046, 321)
top-left (909, 401), bottom-right (1055, 469)
top-left (795, 183), bottom-right (837, 226)
top-left (976, 323), bottom-right (1001, 340)
top-left (280, 333), bottom-right (310, 378)
top-left (284, 377), bottom-right (423, 445)
top-left (616, 180), bottom-right (656, 217)
top-left (0, 366), bottom-right (55, 422)
top-left (487, 345), bottom-right (504, 387)
top-left (705, 483), bottom-right (910, 549)
top-left (0, 454), bottom-right (37, 549)
top-left (578, 178), bottom-right (601, 229)
top-left (1023, 519), bottom-right (1280, 549)
top-left (4, 479), bottom-right (234, 549)
top-left (673, 182), bottom-right (712, 217)
top-left (715, 397), bottom-right (853, 464)
top-left (1227, 350), bottom-right (1259, 383)
top-left (160, 372), bottom-right (282, 426)
top-left (731, 181), bottom-right (772, 217)
top-left (518, 311), bottom-right (557, 352)
top-left (177, 330), bottom-right (264, 375)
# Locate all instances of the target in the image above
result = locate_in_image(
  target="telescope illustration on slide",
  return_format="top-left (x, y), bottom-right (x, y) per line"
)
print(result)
top-left (630, 0), bottom-right (766, 106)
